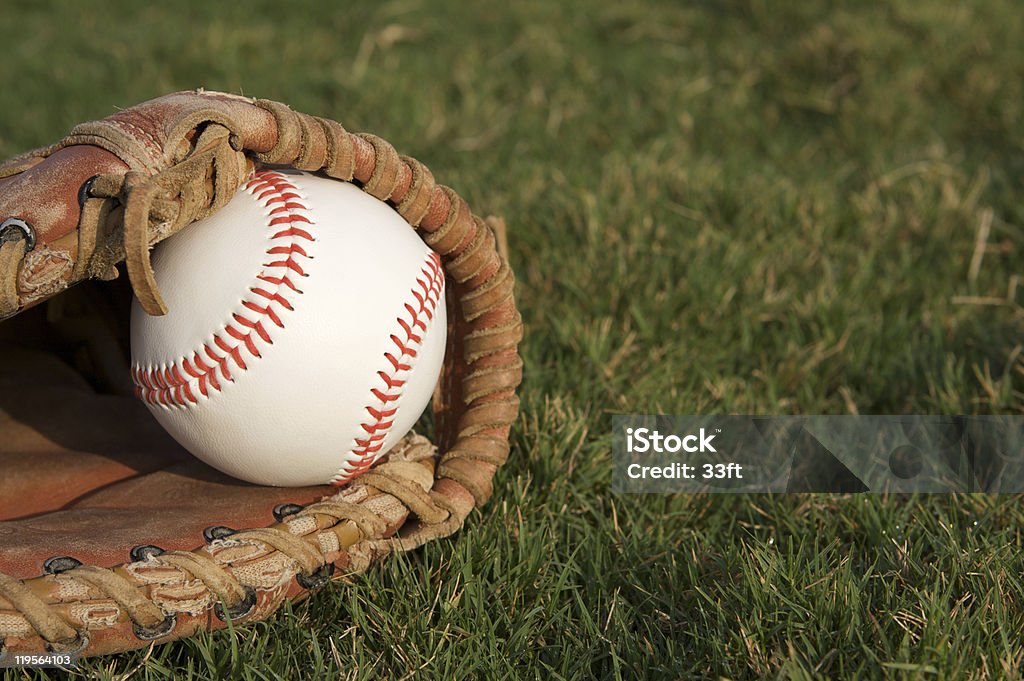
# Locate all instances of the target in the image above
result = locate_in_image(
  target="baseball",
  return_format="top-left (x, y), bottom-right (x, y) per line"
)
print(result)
top-left (130, 169), bottom-right (447, 487)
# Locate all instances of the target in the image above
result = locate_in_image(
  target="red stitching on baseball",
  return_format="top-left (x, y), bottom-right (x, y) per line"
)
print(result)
top-left (132, 170), bottom-right (314, 407)
top-left (331, 250), bottom-right (444, 485)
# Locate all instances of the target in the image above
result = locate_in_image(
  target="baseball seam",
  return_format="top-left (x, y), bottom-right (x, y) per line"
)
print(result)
top-left (329, 250), bottom-right (444, 485)
top-left (131, 170), bottom-right (314, 407)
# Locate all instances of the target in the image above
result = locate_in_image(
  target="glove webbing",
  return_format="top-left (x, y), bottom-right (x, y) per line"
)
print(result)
top-left (0, 445), bottom-right (465, 653)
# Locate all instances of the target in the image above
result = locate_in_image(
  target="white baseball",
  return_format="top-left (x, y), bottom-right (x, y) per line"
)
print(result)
top-left (130, 169), bottom-right (447, 487)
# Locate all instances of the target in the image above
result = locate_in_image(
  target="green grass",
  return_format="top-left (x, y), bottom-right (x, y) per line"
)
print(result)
top-left (4, 0), bottom-right (1024, 678)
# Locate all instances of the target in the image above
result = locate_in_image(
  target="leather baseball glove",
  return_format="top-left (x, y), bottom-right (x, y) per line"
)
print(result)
top-left (0, 90), bottom-right (522, 659)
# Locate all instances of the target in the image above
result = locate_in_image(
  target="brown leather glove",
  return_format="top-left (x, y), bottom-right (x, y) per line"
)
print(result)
top-left (0, 90), bottom-right (522, 659)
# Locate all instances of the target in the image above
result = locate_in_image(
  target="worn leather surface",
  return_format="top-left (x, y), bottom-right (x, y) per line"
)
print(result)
top-left (0, 147), bottom-right (127, 249)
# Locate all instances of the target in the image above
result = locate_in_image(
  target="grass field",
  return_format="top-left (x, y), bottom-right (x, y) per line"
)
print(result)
top-left (3, 1), bottom-right (1024, 678)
